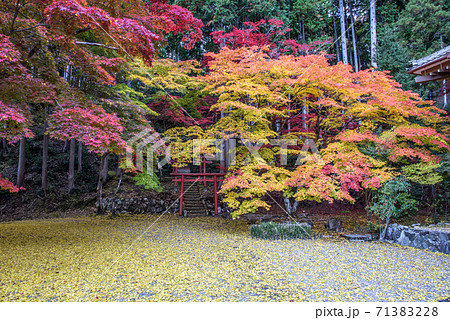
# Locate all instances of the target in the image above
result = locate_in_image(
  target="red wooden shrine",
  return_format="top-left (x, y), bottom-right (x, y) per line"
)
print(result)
top-left (170, 173), bottom-right (225, 216)
top-left (171, 157), bottom-right (225, 216)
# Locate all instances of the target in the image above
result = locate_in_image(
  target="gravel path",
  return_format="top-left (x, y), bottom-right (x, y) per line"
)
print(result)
top-left (0, 215), bottom-right (448, 301)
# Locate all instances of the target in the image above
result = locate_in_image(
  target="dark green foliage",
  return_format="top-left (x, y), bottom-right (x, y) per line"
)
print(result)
top-left (376, 26), bottom-right (415, 91)
top-left (250, 221), bottom-right (311, 240)
top-left (369, 177), bottom-right (418, 221)
top-left (396, 0), bottom-right (450, 59)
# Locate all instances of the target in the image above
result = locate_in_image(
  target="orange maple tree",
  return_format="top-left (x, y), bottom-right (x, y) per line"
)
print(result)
top-left (199, 47), bottom-right (449, 217)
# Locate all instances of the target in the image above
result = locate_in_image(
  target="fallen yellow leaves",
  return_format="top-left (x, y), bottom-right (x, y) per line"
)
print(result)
top-left (0, 215), bottom-right (448, 301)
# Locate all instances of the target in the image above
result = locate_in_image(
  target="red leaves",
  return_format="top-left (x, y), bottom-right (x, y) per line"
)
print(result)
top-left (45, 0), bottom-right (112, 33)
top-left (0, 101), bottom-right (33, 144)
top-left (48, 106), bottom-right (126, 155)
top-left (112, 18), bottom-right (158, 65)
top-left (0, 35), bottom-right (24, 75)
top-left (146, 0), bottom-right (203, 50)
top-left (0, 35), bottom-right (54, 143)
top-left (0, 175), bottom-right (20, 193)
top-left (211, 19), bottom-right (331, 58)
top-left (44, 0), bottom-right (202, 72)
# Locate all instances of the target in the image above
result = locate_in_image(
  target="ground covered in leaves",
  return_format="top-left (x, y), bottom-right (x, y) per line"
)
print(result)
top-left (0, 214), bottom-right (449, 301)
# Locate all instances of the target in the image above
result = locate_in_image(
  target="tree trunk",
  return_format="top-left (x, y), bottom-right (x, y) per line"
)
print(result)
top-left (68, 139), bottom-right (75, 192)
top-left (41, 106), bottom-right (49, 193)
top-left (116, 155), bottom-right (123, 177)
top-left (283, 195), bottom-right (298, 215)
top-left (42, 133), bottom-right (49, 193)
top-left (364, 190), bottom-right (373, 221)
top-left (101, 153), bottom-right (109, 182)
top-left (333, 14), bottom-right (341, 62)
top-left (349, 1), bottom-right (359, 72)
top-left (347, 18), bottom-right (354, 68)
top-left (77, 141), bottom-right (82, 172)
top-left (292, 200), bottom-right (299, 214)
top-left (115, 170), bottom-right (123, 195)
top-left (302, 105), bottom-right (308, 130)
top-left (339, 0), bottom-right (348, 64)
top-left (379, 215), bottom-right (390, 241)
top-left (2, 125), bottom-right (7, 156)
top-left (96, 153), bottom-right (109, 214)
top-left (287, 94), bottom-right (291, 131)
top-left (283, 196), bottom-right (292, 214)
top-left (301, 20), bottom-right (305, 42)
top-left (370, 0), bottom-right (377, 68)
top-left (16, 137), bottom-right (26, 188)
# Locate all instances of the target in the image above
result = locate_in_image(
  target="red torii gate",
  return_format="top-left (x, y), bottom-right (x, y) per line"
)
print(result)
top-left (172, 157), bottom-right (212, 187)
top-left (170, 172), bottom-right (225, 216)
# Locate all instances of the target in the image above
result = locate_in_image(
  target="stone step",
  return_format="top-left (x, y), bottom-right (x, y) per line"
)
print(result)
top-left (341, 234), bottom-right (374, 241)
top-left (183, 205), bottom-right (206, 212)
top-left (179, 182), bottom-right (207, 216)
top-left (184, 204), bottom-right (205, 207)
top-left (184, 203), bottom-right (204, 206)
top-left (185, 214), bottom-right (209, 217)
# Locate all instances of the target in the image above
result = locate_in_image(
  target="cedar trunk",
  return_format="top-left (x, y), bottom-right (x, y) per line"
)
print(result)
top-left (333, 14), bottom-right (341, 62)
top-left (42, 107), bottom-right (49, 193)
top-left (349, 1), bottom-right (359, 72)
top-left (77, 141), bottom-right (82, 172)
top-left (68, 139), bottom-right (75, 192)
top-left (42, 133), bottom-right (49, 193)
top-left (370, 0), bottom-right (378, 68)
top-left (339, 0), bottom-right (348, 64)
top-left (16, 137), bottom-right (26, 188)
top-left (96, 153), bottom-right (109, 214)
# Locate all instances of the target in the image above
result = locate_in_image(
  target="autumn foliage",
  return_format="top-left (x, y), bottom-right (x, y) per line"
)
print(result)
top-left (197, 47), bottom-right (449, 216)
top-left (0, 0), bottom-right (448, 221)
top-left (0, 0), bottom-right (203, 193)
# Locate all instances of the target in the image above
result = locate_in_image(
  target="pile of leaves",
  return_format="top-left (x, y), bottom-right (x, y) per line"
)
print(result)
top-left (1, 214), bottom-right (449, 302)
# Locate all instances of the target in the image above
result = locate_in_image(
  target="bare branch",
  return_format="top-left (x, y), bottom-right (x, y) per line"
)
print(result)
top-left (8, 0), bottom-right (21, 36)
top-left (14, 23), bottom-right (50, 33)
top-left (74, 41), bottom-right (118, 50)
top-left (76, 26), bottom-right (92, 34)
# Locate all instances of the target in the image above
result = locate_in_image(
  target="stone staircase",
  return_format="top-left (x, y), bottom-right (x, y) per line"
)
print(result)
top-left (182, 182), bottom-right (208, 217)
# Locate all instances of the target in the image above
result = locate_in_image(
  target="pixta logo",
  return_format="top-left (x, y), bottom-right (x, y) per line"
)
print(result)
top-left (125, 129), bottom-right (170, 174)
top-left (126, 130), bottom-right (323, 172)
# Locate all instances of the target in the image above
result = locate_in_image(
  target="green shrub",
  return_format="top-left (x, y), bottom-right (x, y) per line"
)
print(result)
top-left (368, 176), bottom-right (418, 240)
top-left (133, 171), bottom-right (163, 192)
top-left (250, 221), bottom-right (311, 240)
top-left (366, 221), bottom-right (382, 234)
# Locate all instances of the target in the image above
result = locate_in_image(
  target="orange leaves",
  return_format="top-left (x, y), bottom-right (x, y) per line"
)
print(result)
top-left (201, 46), bottom-right (450, 217)
top-left (285, 141), bottom-right (392, 204)
top-left (220, 164), bottom-right (290, 216)
top-left (337, 131), bottom-right (384, 145)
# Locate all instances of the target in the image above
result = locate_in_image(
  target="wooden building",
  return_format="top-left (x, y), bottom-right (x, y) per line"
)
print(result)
top-left (407, 45), bottom-right (450, 84)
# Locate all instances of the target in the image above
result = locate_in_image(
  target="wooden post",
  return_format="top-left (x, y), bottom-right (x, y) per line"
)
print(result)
top-left (173, 166), bottom-right (178, 186)
top-left (179, 175), bottom-right (184, 216)
top-left (202, 157), bottom-right (207, 187)
top-left (214, 175), bottom-right (218, 215)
